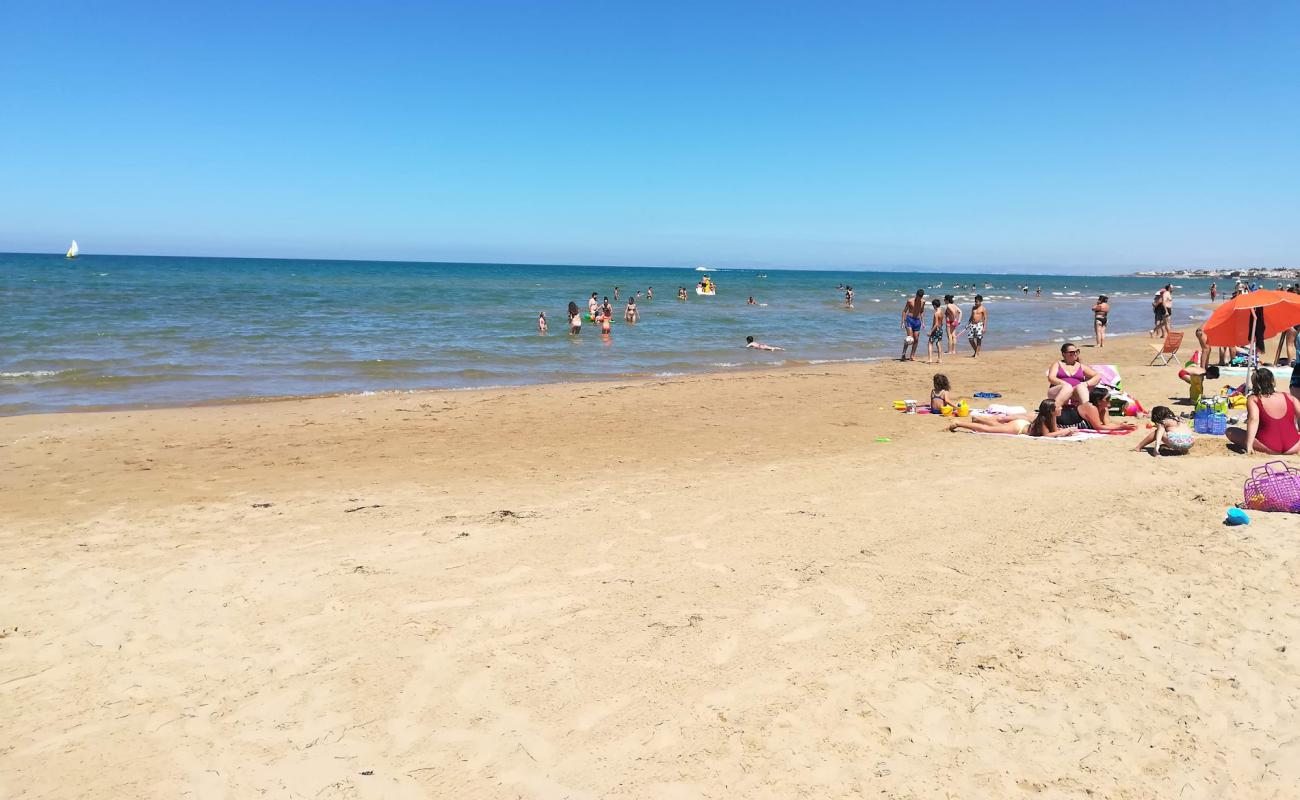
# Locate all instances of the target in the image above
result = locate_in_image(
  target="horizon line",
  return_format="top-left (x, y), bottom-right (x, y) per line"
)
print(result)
top-left (2, 248), bottom-right (1263, 278)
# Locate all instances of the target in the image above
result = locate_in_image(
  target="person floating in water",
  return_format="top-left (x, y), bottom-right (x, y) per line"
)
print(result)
top-left (745, 336), bottom-right (783, 351)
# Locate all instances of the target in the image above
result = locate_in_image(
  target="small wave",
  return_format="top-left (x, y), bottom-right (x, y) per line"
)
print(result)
top-left (652, 371), bottom-right (685, 377)
top-left (1052, 337), bottom-right (1065, 342)
top-left (0, 370), bottom-right (60, 379)
top-left (711, 361), bottom-right (744, 367)
top-left (807, 358), bottom-right (872, 365)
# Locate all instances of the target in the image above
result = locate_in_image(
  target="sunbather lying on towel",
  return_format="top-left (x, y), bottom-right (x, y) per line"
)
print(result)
top-left (949, 400), bottom-right (1076, 438)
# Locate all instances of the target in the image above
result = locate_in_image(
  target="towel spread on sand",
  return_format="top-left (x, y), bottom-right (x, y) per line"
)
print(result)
top-left (958, 429), bottom-right (1105, 442)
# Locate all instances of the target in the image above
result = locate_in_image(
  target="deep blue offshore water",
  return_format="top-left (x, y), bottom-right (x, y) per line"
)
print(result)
top-left (1, 253), bottom-right (1210, 415)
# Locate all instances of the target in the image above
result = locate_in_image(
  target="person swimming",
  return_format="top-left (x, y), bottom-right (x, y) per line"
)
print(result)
top-left (745, 336), bottom-right (783, 351)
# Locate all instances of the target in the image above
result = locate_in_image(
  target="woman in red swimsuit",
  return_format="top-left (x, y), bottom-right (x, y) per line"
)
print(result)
top-left (1226, 369), bottom-right (1300, 455)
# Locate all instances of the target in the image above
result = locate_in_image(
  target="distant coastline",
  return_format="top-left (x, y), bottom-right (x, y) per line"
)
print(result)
top-left (1134, 267), bottom-right (1299, 281)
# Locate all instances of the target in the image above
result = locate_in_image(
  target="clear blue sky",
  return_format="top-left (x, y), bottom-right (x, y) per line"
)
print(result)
top-left (2, 1), bottom-right (1296, 272)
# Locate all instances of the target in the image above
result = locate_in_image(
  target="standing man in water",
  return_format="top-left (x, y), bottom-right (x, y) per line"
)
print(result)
top-left (900, 289), bottom-right (926, 361)
top-left (968, 294), bottom-right (988, 358)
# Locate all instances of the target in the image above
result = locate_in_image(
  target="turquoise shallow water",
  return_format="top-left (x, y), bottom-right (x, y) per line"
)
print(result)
top-left (1, 253), bottom-right (1209, 415)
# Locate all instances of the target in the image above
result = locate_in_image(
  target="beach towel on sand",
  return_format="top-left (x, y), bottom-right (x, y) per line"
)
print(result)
top-left (956, 429), bottom-right (1109, 442)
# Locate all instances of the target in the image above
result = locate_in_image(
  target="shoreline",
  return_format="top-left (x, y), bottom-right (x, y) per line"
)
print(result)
top-left (2, 326), bottom-right (1163, 421)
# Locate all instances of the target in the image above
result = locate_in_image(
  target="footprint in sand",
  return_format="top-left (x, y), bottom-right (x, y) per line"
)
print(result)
top-left (711, 635), bottom-right (739, 665)
top-left (664, 533), bottom-right (710, 550)
top-left (574, 696), bottom-right (630, 731)
top-left (827, 586), bottom-right (867, 617)
top-left (403, 597), bottom-right (475, 612)
top-left (478, 565), bottom-right (531, 586)
top-left (779, 622), bottom-right (828, 643)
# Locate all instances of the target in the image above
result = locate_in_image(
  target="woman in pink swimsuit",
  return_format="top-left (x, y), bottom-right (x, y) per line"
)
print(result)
top-left (1046, 343), bottom-right (1100, 412)
top-left (1227, 368), bottom-right (1300, 455)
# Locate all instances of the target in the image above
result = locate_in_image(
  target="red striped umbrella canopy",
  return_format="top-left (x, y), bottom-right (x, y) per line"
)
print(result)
top-left (1201, 290), bottom-right (1300, 347)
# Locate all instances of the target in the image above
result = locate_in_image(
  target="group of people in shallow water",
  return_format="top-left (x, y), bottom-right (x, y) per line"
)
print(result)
top-left (900, 288), bottom-right (988, 363)
top-left (540, 287), bottom-right (653, 337)
top-left (941, 341), bottom-right (1300, 456)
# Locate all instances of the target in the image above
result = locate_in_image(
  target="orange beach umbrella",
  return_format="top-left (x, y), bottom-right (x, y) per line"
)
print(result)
top-left (1201, 290), bottom-right (1300, 347)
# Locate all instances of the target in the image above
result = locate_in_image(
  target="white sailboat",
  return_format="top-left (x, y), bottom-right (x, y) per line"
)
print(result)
top-left (65, 240), bottom-right (80, 259)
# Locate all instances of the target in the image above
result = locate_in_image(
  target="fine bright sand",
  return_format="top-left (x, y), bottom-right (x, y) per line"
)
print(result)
top-left (2, 333), bottom-right (1298, 799)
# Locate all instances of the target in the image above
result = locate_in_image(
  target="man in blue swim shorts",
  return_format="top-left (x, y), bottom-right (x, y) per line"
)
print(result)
top-left (901, 288), bottom-right (926, 361)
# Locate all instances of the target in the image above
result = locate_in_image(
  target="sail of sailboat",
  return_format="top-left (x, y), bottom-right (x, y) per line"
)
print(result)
top-left (66, 240), bottom-right (80, 259)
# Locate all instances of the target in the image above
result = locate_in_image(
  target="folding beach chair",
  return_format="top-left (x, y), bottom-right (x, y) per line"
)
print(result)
top-left (1149, 331), bottom-right (1183, 366)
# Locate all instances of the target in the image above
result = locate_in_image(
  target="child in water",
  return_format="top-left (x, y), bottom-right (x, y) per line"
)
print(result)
top-left (568, 302), bottom-right (582, 335)
top-left (537, 311), bottom-right (547, 334)
top-left (1133, 406), bottom-right (1195, 457)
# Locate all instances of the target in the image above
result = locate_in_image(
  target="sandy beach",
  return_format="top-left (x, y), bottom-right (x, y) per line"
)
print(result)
top-left (2, 333), bottom-right (1298, 799)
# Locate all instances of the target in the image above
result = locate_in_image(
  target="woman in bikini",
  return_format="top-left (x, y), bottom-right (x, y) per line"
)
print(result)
top-left (947, 400), bottom-right (1074, 437)
top-left (1092, 295), bottom-right (1110, 348)
top-left (1226, 368), bottom-right (1300, 455)
top-left (1046, 343), bottom-right (1100, 413)
top-left (567, 301), bottom-right (583, 335)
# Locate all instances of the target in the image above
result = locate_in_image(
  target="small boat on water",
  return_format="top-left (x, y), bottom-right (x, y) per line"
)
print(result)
top-left (65, 240), bottom-right (79, 259)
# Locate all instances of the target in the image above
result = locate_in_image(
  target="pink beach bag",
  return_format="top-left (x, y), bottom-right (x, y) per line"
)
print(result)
top-left (1242, 461), bottom-right (1300, 514)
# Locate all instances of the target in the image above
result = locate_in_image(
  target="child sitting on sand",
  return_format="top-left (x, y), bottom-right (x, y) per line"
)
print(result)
top-left (1133, 406), bottom-right (1195, 457)
top-left (930, 374), bottom-right (956, 413)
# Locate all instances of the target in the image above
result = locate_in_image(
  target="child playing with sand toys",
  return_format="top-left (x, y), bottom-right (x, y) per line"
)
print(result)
top-left (1133, 406), bottom-right (1196, 457)
top-left (929, 374), bottom-right (962, 414)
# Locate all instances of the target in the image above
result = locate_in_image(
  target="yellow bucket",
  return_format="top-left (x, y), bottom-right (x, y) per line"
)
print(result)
top-left (941, 405), bottom-right (954, 417)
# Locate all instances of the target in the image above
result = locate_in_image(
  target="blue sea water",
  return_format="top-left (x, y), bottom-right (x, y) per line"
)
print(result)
top-left (1, 253), bottom-right (1210, 415)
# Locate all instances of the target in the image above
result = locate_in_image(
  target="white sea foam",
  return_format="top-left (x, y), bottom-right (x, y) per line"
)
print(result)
top-left (0, 370), bottom-right (59, 378)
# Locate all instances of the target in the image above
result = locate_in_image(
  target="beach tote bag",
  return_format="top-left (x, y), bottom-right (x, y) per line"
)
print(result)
top-left (1242, 461), bottom-right (1300, 513)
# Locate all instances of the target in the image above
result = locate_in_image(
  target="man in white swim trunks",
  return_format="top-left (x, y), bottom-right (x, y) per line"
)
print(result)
top-left (967, 294), bottom-right (987, 358)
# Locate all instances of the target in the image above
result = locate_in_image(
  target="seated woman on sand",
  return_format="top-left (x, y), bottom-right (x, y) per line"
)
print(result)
top-left (1226, 368), bottom-right (1300, 455)
top-left (948, 400), bottom-right (1075, 438)
top-left (1057, 387), bottom-right (1138, 432)
top-left (1046, 343), bottom-right (1100, 412)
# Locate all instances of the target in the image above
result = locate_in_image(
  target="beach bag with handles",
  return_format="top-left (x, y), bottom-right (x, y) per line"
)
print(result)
top-left (1242, 461), bottom-right (1300, 513)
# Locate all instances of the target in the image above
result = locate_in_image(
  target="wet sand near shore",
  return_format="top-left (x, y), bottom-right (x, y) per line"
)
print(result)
top-left (2, 333), bottom-right (1297, 798)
